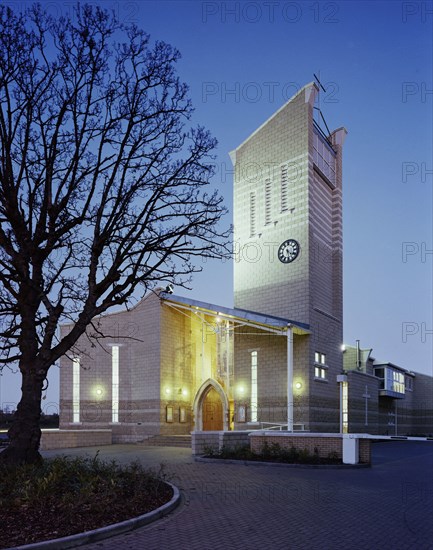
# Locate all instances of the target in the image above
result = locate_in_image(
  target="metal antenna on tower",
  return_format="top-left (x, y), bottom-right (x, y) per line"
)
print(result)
top-left (313, 72), bottom-right (327, 93)
top-left (313, 72), bottom-right (333, 147)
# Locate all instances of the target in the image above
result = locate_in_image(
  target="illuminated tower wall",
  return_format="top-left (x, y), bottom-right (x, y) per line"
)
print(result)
top-left (231, 82), bottom-right (347, 430)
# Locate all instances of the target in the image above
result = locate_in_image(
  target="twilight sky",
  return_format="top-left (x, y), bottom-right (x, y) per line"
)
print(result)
top-left (0, 0), bottom-right (432, 412)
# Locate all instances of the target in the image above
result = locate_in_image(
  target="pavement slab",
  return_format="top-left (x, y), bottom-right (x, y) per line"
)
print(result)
top-left (42, 441), bottom-right (433, 550)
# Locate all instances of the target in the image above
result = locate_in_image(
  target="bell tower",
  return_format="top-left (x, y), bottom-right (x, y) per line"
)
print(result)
top-left (231, 81), bottom-right (347, 431)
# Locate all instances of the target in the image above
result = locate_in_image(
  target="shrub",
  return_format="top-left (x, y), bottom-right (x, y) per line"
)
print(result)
top-left (0, 453), bottom-right (170, 512)
top-left (0, 454), bottom-right (172, 548)
top-left (204, 443), bottom-right (342, 465)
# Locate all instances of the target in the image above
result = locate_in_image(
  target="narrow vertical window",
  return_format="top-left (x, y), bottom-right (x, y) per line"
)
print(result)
top-left (342, 381), bottom-right (348, 433)
top-left (112, 346), bottom-right (119, 423)
top-left (281, 165), bottom-right (288, 212)
top-left (72, 357), bottom-right (80, 423)
top-left (264, 179), bottom-right (272, 225)
top-left (250, 192), bottom-right (256, 237)
top-left (251, 351), bottom-right (258, 422)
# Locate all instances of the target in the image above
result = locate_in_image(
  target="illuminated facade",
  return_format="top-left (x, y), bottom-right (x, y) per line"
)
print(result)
top-left (59, 83), bottom-right (432, 440)
top-left (231, 82), bottom-right (346, 432)
top-left (60, 291), bottom-right (310, 440)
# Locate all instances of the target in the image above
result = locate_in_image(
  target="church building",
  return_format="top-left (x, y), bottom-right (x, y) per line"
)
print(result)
top-left (59, 82), bottom-right (432, 441)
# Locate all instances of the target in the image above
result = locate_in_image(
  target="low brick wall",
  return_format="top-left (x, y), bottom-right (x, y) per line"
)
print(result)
top-left (193, 431), bottom-right (372, 463)
top-left (220, 431), bottom-right (250, 450)
top-left (191, 431), bottom-right (220, 455)
top-left (358, 439), bottom-right (371, 464)
top-left (249, 433), bottom-right (371, 464)
top-left (40, 429), bottom-right (112, 450)
top-left (192, 431), bottom-right (251, 456)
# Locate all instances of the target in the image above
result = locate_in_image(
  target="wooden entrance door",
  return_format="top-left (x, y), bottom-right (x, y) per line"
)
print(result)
top-left (202, 387), bottom-right (223, 431)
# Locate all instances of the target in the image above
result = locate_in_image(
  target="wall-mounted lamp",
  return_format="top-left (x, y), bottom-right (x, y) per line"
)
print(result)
top-left (295, 382), bottom-right (302, 390)
top-left (95, 387), bottom-right (103, 397)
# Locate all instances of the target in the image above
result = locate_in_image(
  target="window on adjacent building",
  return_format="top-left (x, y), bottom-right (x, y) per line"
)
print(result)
top-left (405, 376), bottom-right (413, 391)
top-left (390, 370), bottom-right (405, 394)
top-left (72, 357), bottom-right (80, 423)
top-left (251, 351), bottom-right (258, 422)
top-left (374, 366), bottom-right (405, 395)
top-left (112, 346), bottom-right (120, 423)
top-left (264, 179), bottom-right (272, 225)
top-left (249, 192), bottom-right (256, 237)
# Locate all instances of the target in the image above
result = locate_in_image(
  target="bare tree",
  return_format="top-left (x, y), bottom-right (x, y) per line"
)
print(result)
top-left (0, 3), bottom-right (230, 464)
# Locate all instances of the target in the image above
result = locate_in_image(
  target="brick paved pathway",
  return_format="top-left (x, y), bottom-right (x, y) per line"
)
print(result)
top-left (43, 442), bottom-right (433, 550)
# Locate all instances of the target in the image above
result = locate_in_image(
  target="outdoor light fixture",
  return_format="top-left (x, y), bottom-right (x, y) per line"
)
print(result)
top-left (165, 388), bottom-right (171, 395)
top-left (341, 344), bottom-right (346, 351)
top-left (238, 386), bottom-right (245, 395)
top-left (95, 388), bottom-right (103, 397)
top-left (182, 389), bottom-right (188, 397)
top-left (295, 382), bottom-right (302, 390)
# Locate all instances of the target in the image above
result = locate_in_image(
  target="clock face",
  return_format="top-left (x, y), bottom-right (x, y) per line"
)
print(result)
top-left (278, 239), bottom-right (300, 263)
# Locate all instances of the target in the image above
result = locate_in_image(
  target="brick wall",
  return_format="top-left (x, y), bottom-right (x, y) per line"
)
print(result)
top-left (192, 431), bottom-right (251, 456)
top-left (231, 83), bottom-right (346, 434)
top-left (347, 370), bottom-right (380, 434)
top-left (232, 84), bottom-right (312, 323)
top-left (249, 433), bottom-right (371, 464)
top-left (359, 439), bottom-right (371, 464)
top-left (40, 429), bottom-right (112, 450)
top-left (59, 292), bottom-right (162, 440)
top-left (191, 431), bottom-right (220, 455)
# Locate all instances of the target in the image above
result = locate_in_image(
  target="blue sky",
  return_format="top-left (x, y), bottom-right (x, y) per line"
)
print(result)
top-left (0, 0), bottom-right (431, 411)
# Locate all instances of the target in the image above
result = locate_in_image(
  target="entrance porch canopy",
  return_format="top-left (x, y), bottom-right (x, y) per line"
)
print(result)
top-left (160, 292), bottom-right (310, 432)
top-left (160, 292), bottom-right (310, 336)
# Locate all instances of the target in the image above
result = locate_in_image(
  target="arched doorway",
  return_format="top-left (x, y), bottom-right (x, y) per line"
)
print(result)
top-left (193, 379), bottom-right (229, 431)
top-left (202, 387), bottom-right (223, 431)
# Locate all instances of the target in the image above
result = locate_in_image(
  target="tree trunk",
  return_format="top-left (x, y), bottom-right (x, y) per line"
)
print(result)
top-left (0, 367), bottom-right (44, 465)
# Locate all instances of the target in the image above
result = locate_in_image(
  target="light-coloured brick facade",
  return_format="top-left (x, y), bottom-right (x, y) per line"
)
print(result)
top-left (59, 290), bottom-right (311, 443)
top-left (57, 83), bottom-right (432, 448)
top-left (231, 82), bottom-right (346, 432)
